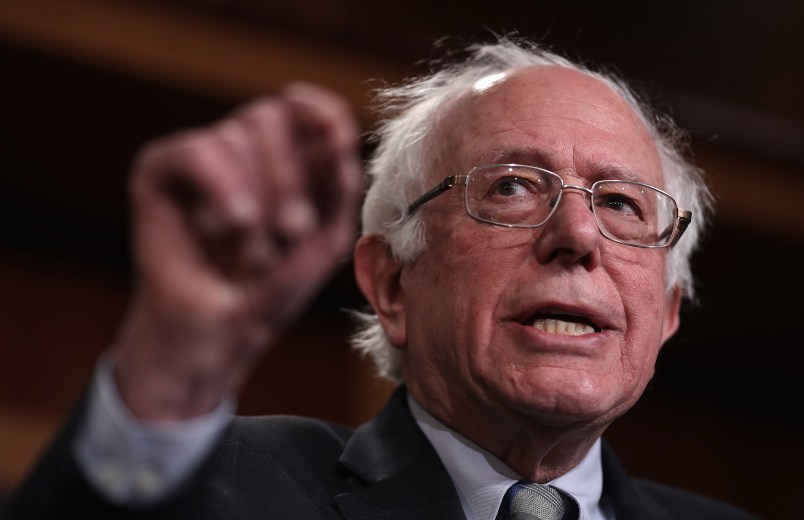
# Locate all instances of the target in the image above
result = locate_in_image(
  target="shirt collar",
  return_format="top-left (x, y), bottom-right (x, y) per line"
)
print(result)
top-left (407, 395), bottom-right (605, 520)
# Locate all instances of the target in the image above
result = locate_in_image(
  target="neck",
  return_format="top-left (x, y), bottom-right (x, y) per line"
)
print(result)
top-left (486, 423), bottom-right (603, 482)
top-left (408, 387), bottom-right (607, 482)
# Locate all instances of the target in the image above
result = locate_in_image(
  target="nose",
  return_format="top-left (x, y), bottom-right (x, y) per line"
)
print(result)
top-left (534, 188), bottom-right (601, 268)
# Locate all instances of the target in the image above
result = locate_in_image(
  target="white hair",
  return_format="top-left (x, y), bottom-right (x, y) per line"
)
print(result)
top-left (351, 38), bottom-right (713, 381)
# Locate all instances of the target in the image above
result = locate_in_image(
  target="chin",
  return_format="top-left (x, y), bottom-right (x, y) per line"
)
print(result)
top-left (500, 371), bottom-right (636, 428)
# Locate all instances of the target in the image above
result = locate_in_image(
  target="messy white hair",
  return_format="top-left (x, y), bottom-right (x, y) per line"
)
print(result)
top-left (351, 38), bottom-right (713, 381)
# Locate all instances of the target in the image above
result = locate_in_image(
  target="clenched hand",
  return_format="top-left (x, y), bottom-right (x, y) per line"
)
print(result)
top-left (112, 84), bottom-right (363, 420)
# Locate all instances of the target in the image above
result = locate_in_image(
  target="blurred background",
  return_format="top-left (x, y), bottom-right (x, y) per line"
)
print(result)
top-left (0, 0), bottom-right (802, 517)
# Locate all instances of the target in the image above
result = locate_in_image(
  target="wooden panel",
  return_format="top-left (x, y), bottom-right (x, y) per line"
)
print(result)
top-left (0, 0), bottom-right (396, 118)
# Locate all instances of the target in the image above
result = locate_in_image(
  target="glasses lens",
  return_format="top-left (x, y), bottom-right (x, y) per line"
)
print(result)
top-left (592, 181), bottom-right (678, 246)
top-left (465, 165), bottom-right (562, 227)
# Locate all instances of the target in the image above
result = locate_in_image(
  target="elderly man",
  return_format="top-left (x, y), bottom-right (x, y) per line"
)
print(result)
top-left (6, 39), bottom-right (757, 519)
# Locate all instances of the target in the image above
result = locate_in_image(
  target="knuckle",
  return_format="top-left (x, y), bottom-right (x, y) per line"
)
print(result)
top-left (238, 98), bottom-right (286, 126)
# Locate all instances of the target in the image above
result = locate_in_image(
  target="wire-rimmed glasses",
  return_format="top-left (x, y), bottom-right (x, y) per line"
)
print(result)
top-left (405, 163), bottom-right (692, 248)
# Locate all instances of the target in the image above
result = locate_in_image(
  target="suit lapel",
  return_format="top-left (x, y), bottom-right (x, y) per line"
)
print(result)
top-left (333, 392), bottom-right (681, 520)
top-left (334, 387), bottom-right (465, 520)
top-left (601, 440), bottom-right (672, 520)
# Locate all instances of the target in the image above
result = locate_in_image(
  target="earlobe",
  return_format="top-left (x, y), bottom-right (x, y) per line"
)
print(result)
top-left (353, 235), bottom-right (407, 348)
top-left (661, 286), bottom-right (683, 344)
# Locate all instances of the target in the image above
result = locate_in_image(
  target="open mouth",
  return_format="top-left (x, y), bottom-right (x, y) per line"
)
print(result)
top-left (523, 312), bottom-right (602, 336)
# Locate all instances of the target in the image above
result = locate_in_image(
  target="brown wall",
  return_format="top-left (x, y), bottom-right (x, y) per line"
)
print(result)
top-left (1, 1), bottom-right (802, 517)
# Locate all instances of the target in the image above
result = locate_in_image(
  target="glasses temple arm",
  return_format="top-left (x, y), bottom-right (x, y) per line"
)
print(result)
top-left (405, 175), bottom-right (465, 217)
top-left (666, 209), bottom-right (692, 247)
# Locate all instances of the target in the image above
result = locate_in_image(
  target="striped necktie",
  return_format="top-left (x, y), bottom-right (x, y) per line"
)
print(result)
top-left (497, 482), bottom-right (580, 520)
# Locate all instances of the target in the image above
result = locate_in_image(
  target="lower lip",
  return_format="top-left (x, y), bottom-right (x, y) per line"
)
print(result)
top-left (509, 321), bottom-right (612, 351)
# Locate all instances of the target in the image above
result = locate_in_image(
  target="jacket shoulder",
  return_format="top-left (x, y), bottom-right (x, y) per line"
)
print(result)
top-left (195, 415), bottom-right (359, 518)
top-left (633, 478), bottom-right (760, 520)
top-left (226, 414), bottom-right (354, 446)
top-left (216, 414), bottom-right (355, 470)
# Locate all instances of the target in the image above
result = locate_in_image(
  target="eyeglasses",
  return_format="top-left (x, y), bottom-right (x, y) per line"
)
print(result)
top-left (405, 164), bottom-right (692, 248)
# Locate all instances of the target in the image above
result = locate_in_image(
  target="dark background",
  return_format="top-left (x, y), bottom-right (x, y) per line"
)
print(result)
top-left (1, 1), bottom-right (802, 517)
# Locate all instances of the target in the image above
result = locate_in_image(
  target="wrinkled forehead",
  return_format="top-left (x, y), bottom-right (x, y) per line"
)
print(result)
top-left (427, 66), bottom-right (662, 185)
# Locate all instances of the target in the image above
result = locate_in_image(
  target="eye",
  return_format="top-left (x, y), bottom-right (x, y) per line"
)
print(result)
top-left (598, 194), bottom-right (642, 218)
top-left (493, 177), bottom-right (530, 197)
top-left (487, 174), bottom-right (551, 200)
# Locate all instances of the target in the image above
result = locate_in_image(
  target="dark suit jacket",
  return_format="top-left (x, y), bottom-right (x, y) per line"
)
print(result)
top-left (4, 387), bottom-right (758, 519)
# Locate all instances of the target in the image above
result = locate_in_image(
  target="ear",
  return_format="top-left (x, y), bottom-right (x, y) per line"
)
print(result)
top-left (353, 235), bottom-right (407, 348)
top-left (660, 285), bottom-right (683, 344)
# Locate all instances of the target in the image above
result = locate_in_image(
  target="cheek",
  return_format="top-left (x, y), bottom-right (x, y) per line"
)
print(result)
top-left (407, 225), bottom-right (529, 358)
top-left (607, 249), bottom-right (668, 374)
top-left (448, 227), bottom-right (533, 318)
top-left (430, 219), bottom-right (530, 289)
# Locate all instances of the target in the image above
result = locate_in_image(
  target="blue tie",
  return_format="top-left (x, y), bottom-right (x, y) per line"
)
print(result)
top-left (497, 482), bottom-right (580, 520)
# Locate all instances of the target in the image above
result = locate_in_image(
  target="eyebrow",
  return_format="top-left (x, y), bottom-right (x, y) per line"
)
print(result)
top-left (477, 147), bottom-right (648, 184)
top-left (481, 147), bottom-right (554, 169)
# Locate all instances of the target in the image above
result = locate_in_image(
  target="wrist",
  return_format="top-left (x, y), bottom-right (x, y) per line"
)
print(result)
top-left (110, 296), bottom-right (270, 420)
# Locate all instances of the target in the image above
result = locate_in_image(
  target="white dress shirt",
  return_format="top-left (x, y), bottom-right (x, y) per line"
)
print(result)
top-left (408, 396), bottom-right (613, 520)
top-left (73, 357), bottom-right (234, 504)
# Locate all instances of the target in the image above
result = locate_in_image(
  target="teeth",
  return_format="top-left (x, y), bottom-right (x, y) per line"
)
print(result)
top-left (531, 318), bottom-right (595, 336)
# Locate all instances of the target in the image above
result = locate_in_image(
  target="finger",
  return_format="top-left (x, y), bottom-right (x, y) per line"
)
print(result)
top-left (131, 128), bottom-right (267, 285)
top-left (133, 129), bottom-right (261, 238)
top-left (209, 118), bottom-right (278, 273)
top-left (236, 99), bottom-right (318, 244)
top-left (282, 82), bottom-right (360, 158)
top-left (281, 83), bottom-right (363, 242)
top-left (239, 86), bottom-right (364, 324)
